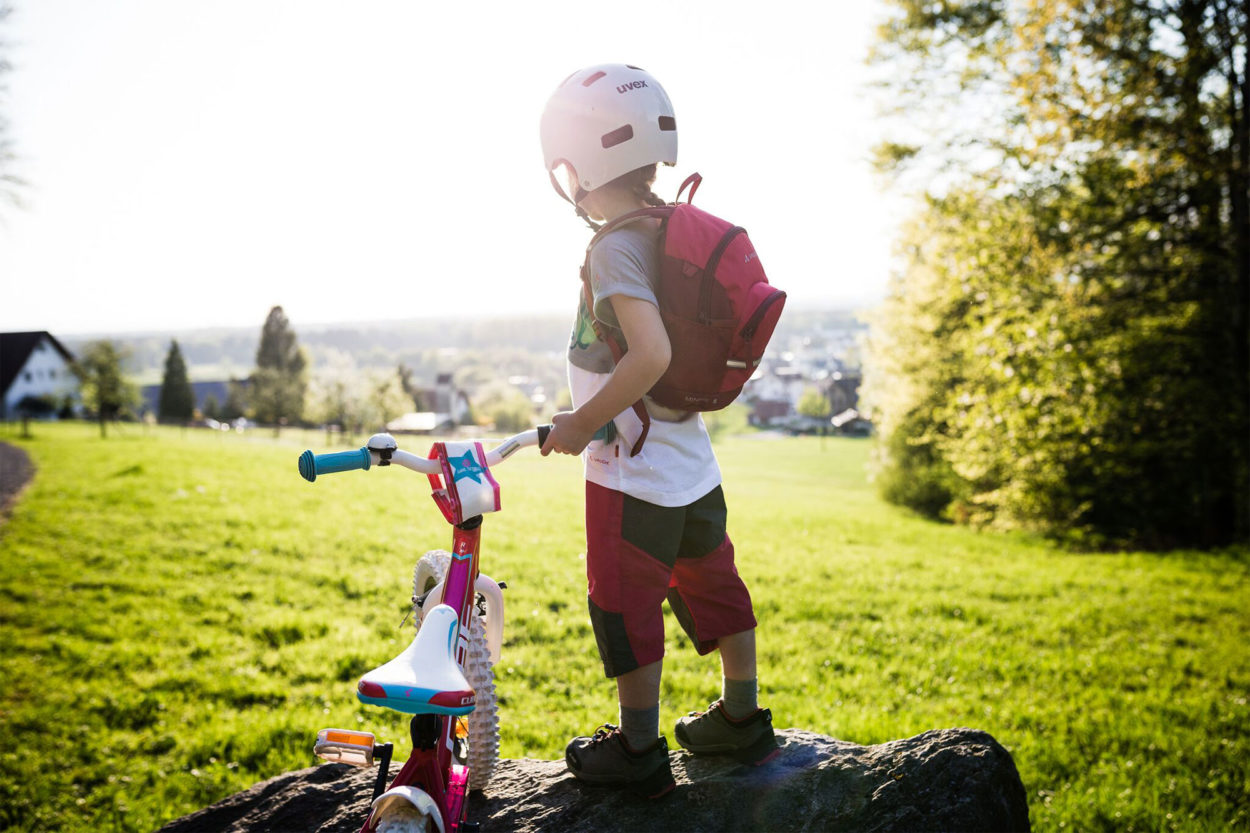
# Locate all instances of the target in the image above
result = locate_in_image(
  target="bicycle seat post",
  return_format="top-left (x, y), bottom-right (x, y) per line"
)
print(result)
top-left (371, 742), bottom-right (393, 803)
top-left (411, 713), bottom-right (440, 750)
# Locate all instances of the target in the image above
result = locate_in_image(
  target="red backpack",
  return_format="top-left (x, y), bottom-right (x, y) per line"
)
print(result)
top-left (581, 174), bottom-right (787, 456)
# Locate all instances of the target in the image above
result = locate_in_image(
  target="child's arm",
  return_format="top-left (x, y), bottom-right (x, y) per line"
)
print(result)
top-left (541, 294), bottom-right (671, 456)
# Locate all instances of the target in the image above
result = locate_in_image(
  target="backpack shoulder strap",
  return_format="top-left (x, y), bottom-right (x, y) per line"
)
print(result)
top-left (579, 205), bottom-right (673, 333)
top-left (583, 206), bottom-right (674, 257)
top-left (578, 206), bottom-right (673, 458)
top-left (676, 172), bottom-right (702, 204)
top-left (576, 275), bottom-right (652, 457)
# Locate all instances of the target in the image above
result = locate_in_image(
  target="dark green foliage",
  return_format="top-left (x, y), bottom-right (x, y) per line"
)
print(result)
top-left (222, 378), bottom-right (248, 421)
top-left (158, 340), bottom-right (195, 423)
top-left (15, 394), bottom-right (56, 417)
top-left (15, 395), bottom-right (56, 439)
top-left (72, 341), bottom-right (140, 438)
top-left (876, 409), bottom-right (967, 520)
top-left (249, 306), bottom-right (307, 432)
top-left (867, 0), bottom-right (1249, 548)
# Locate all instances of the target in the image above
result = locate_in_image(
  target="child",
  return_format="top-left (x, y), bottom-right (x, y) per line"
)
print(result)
top-left (539, 63), bottom-right (778, 798)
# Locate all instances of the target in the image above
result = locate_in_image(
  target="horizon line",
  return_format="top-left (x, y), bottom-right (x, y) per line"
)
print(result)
top-left (18, 299), bottom-right (878, 342)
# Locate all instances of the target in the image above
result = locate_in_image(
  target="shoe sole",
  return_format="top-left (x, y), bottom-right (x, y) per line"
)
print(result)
top-left (675, 726), bottom-right (781, 766)
top-left (566, 755), bottom-right (676, 799)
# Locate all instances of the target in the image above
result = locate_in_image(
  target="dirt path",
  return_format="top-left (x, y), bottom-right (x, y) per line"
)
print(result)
top-left (0, 442), bottom-right (35, 521)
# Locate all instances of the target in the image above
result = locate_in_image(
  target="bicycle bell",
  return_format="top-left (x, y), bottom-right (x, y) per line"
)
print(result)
top-left (367, 433), bottom-right (398, 466)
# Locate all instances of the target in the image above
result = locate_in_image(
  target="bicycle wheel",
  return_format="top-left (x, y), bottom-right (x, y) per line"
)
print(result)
top-left (411, 551), bottom-right (500, 790)
top-left (413, 550), bottom-right (451, 614)
top-left (373, 803), bottom-right (433, 833)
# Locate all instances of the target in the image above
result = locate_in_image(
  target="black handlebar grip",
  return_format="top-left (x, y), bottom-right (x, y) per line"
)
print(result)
top-left (537, 424), bottom-right (553, 448)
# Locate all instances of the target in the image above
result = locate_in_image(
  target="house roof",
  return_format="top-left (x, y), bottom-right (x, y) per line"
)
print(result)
top-left (0, 332), bottom-right (77, 396)
top-left (831, 408), bottom-right (870, 429)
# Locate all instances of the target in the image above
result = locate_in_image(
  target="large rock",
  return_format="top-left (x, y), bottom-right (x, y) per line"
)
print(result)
top-left (159, 728), bottom-right (1030, 832)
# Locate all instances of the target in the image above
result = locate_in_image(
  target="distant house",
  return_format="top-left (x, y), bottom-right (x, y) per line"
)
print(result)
top-left (749, 399), bottom-right (792, 427)
top-left (831, 408), bottom-right (873, 437)
top-left (749, 365), bottom-right (808, 405)
top-left (388, 373), bottom-right (472, 434)
top-left (823, 371), bottom-right (862, 416)
top-left (0, 331), bottom-right (79, 420)
top-left (744, 363), bottom-right (806, 427)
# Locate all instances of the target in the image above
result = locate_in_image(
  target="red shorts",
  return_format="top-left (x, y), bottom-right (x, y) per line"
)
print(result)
top-left (584, 481), bottom-right (757, 678)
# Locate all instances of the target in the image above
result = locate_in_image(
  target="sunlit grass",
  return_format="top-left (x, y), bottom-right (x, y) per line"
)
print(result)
top-left (0, 421), bottom-right (1246, 831)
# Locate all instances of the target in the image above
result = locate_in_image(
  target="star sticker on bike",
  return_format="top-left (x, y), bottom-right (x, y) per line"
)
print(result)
top-left (449, 450), bottom-right (485, 484)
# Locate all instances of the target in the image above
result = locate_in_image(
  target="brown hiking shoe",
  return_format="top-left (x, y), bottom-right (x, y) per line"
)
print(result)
top-left (674, 700), bottom-right (780, 765)
top-left (565, 724), bottom-right (676, 799)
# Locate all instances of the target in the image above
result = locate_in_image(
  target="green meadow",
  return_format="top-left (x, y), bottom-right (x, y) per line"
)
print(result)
top-left (0, 422), bottom-right (1246, 832)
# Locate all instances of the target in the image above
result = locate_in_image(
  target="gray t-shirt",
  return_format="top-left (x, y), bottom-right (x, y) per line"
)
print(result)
top-left (563, 221), bottom-right (720, 505)
top-left (567, 223), bottom-right (662, 374)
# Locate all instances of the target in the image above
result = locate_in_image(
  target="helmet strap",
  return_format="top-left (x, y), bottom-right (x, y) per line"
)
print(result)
top-left (575, 204), bottom-right (602, 232)
top-left (548, 168), bottom-right (602, 232)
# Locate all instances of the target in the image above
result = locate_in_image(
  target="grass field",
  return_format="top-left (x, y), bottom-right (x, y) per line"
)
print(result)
top-left (0, 422), bottom-right (1247, 832)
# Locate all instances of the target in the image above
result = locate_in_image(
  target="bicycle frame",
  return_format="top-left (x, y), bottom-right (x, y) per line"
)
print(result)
top-left (301, 427), bottom-right (550, 833)
top-left (366, 515), bottom-right (483, 833)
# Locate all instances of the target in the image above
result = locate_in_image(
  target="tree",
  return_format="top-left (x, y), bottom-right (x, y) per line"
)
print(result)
top-left (74, 341), bottom-right (140, 438)
top-left (0, 2), bottom-right (24, 215)
top-left (867, 0), bottom-right (1249, 547)
top-left (397, 363), bottom-right (419, 406)
top-left (362, 370), bottom-right (412, 434)
top-left (15, 394), bottom-right (55, 438)
top-left (797, 387), bottom-right (832, 421)
top-left (473, 382), bottom-right (534, 433)
top-left (158, 340), bottom-right (195, 423)
top-left (201, 394), bottom-right (220, 421)
top-left (221, 378), bottom-right (248, 422)
top-left (308, 349), bottom-right (358, 426)
top-left (249, 306), bottom-right (307, 435)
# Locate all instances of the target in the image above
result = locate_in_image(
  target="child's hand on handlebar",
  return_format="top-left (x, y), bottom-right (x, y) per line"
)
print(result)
top-left (541, 411), bottom-right (596, 457)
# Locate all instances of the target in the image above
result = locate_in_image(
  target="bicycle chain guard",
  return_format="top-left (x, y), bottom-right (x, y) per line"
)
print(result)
top-left (426, 442), bottom-right (501, 525)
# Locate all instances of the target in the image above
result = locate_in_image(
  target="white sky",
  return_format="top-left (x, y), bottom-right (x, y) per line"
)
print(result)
top-left (0, 0), bottom-right (904, 337)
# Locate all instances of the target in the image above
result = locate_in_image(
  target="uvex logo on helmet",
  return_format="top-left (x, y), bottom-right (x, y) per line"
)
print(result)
top-left (617, 80), bottom-right (649, 94)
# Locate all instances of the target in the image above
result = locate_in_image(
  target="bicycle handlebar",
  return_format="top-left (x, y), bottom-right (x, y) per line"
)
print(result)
top-left (299, 425), bottom-right (553, 483)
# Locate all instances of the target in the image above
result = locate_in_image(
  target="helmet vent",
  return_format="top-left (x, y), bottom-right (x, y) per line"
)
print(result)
top-left (626, 65), bottom-right (645, 71)
top-left (658, 116), bottom-right (676, 132)
top-left (601, 124), bottom-right (635, 149)
top-left (582, 71), bottom-right (607, 87)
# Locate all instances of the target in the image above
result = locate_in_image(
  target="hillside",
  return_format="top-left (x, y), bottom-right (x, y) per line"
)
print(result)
top-left (1, 424), bottom-right (1245, 832)
top-left (61, 307), bottom-right (868, 390)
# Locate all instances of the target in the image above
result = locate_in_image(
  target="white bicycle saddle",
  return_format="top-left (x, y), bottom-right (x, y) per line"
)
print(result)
top-left (356, 604), bottom-right (476, 716)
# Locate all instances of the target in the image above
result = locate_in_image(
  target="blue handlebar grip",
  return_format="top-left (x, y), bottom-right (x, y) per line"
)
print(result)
top-left (298, 448), bottom-right (371, 483)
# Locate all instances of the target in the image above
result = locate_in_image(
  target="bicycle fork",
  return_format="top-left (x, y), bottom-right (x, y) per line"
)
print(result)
top-left (358, 516), bottom-right (487, 833)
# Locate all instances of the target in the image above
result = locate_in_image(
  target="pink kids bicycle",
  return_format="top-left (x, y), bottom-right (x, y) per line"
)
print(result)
top-left (298, 426), bottom-right (551, 833)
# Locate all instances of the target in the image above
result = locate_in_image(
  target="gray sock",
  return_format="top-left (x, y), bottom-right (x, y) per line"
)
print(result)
top-left (722, 676), bottom-right (758, 720)
top-left (619, 703), bottom-right (660, 752)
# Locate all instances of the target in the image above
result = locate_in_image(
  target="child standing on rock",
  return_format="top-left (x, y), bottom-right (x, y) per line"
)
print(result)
top-left (539, 63), bottom-right (779, 798)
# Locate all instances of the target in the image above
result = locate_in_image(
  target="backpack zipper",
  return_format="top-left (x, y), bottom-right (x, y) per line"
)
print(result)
top-left (740, 289), bottom-right (786, 339)
top-left (699, 226), bottom-right (747, 322)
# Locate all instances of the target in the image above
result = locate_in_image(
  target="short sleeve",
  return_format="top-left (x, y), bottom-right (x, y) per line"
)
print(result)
top-left (588, 227), bottom-right (660, 330)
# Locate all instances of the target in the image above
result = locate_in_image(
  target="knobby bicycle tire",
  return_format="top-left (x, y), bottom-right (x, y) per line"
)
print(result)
top-left (413, 550), bottom-right (500, 789)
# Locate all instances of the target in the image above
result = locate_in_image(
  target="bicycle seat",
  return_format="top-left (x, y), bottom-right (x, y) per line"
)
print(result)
top-left (356, 604), bottom-right (476, 716)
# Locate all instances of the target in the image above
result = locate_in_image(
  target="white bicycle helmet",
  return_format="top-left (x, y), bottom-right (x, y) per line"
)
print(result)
top-left (540, 63), bottom-right (677, 206)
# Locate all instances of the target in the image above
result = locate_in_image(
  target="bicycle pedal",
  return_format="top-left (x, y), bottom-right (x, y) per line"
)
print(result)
top-left (314, 729), bottom-right (377, 767)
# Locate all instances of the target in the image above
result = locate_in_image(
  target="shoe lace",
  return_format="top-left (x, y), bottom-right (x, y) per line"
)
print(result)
top-left (687, 701), bottom-right (721, 718)
top-left (589, 723), bottom-right (620, 745)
